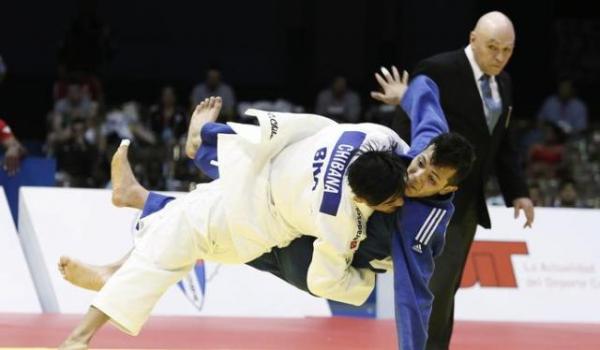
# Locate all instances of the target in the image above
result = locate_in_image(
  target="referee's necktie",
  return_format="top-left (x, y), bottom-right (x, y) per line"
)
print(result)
top-left (479, 74), bottom-right (502, 132)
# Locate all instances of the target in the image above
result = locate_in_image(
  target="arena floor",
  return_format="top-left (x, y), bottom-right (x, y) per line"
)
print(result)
top-left (1, 314), bottom-right (599, 349)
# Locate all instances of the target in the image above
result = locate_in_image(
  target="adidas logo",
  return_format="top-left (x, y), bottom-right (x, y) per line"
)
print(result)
top-left (412, 243), bottom-right (423, 254)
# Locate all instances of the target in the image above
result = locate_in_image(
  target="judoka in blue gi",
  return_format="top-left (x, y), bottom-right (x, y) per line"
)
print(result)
top-left (249, 70), bottom-right (475, 350)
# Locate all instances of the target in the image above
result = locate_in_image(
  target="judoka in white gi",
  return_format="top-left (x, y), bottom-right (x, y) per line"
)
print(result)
top-left (59, 92), bottom-right (411, 348)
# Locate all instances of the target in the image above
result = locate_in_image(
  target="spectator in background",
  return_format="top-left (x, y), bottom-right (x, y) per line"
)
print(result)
top-left (48, 80), bottom-right (98, 154)
top-left (0, 118), bottom-right (26, 176)
top-left (102, 102), bottom-right (165, 190)
top-left (190, 67), bottom-right (236, 121)
top-left (55, 118), bottom-right (98, 187)
top-left (101, 102), bottom-right (156, 147)
top-left (528, 182), bottom-right (546, 207)
top-left (537, 78), bottom-right (588, 136)
top-left (148, 86), bottom-right (194, 190)
top-left (527, 122), bottom-right (567, 179)
top-left (0, 54), bottom-right (6, 84)
top-left (53, 65), bottom-right (103, 102)
top-left (315, 76), bottom-right (361, 123)
top-left (148, 86), bottom-right (187, 146)
top-left (553, 178), bottom-right (584, 208)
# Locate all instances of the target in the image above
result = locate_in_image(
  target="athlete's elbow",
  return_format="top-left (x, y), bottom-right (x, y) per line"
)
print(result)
top-left (307, 279), bottom-right (364, 306)
top-left (307, 278), bottom-right (335, 299)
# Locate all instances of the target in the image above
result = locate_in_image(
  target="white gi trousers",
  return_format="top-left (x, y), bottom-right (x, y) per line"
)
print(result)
top-left (92, 180), bottom-right (239, 335)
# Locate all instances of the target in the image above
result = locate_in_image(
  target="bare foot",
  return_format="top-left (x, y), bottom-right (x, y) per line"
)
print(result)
top-left (58, 256), bottom-right (115, 292)
top-left (59, 336), bottom-right (89, 350)
top-left (185, 96), bottom-right (223, 158)
top-left (110, 140), bottom-right (147, 209)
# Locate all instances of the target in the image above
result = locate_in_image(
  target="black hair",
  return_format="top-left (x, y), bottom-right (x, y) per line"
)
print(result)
top-left (427, 132), bottom-right (476, 185)
top-left (348, 150), bottom-right (407, 206)
top-left (206, 62), bottom-right (222, 73)
top-left (559, 177), bottom-right (576, 190)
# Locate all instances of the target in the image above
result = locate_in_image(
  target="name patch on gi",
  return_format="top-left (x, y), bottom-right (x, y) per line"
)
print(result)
top-left (319, 131), bottom-right (366, 215)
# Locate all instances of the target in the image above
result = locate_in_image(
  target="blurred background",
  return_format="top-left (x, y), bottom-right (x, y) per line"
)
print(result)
top-left (0, 0), bottom-right (599, 207)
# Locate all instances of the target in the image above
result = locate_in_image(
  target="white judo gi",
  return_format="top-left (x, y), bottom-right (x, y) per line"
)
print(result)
top-left (93, 109), bottom-right (408, 335)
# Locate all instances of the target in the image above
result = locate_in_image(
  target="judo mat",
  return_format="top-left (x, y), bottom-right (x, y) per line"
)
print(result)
top-left (1, 313), bottom-right (599, 349)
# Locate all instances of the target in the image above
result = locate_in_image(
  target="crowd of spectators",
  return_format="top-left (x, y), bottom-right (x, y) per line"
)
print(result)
top-left (39, 66), bottom-right (599, 209)
top-left (488, 76), bottom-right (600, 208)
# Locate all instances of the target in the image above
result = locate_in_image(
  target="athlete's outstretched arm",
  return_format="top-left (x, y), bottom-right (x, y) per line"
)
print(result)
top-left (400, 75), bottom-right (449, 156)
top-left (370, 66), bottom-right (450, 155)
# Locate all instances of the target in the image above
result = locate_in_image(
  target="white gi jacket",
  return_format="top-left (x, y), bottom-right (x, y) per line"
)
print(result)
top-left (219, 109), bottom-right (408, 305)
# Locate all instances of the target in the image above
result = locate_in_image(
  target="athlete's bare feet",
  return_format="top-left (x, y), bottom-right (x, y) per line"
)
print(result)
top-left (185, 96), bottom-right (222, 159)
top-left (58, 256), bottom-right (115, 292)
top-left (111, 140), bottom-right (148, 209)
